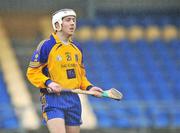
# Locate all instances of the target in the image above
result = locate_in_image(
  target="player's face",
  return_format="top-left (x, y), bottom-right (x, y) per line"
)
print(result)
top-left (61, 16), bottom-right (76, 36)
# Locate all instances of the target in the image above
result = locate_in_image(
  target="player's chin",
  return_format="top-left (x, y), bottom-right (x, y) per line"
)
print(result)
top-left (68, 31), bottom-right (74, 36)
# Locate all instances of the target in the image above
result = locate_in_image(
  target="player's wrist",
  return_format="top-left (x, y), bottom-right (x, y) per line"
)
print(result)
top-left (86, 85), bottom-right (94, 91)
top-left (45, 79), bottom-right (52, 87)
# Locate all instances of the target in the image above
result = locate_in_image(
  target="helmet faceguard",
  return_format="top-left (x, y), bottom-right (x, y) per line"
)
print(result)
top-left (52, 9), bottom-right (76, 31)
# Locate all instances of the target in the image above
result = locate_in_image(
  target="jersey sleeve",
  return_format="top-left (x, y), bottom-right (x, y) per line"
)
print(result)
top-left (75, 42), bottom-right (93, 90)
top-left (80, 63), bottom-right (93, 90)
top-left (26, 40), bottom-right (52, 88)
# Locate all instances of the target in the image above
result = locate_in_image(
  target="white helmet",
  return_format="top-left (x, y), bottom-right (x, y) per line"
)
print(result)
top-left (52, 9), bottom-right (76, 31)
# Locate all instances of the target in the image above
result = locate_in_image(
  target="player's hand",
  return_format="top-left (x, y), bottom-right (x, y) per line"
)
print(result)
top-left (89, 86), bottom-right (103, 97)
top-left (47, 82), bottom-right (62, 95)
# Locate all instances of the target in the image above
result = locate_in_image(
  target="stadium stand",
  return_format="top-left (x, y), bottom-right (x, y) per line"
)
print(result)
top-left (0, 70), bottom-right (19, 129)
top-left (0, 17), bottom-right (40, 130)
top-left (20, 15), bottom-right (179, 129)
top-left (82, 39), bottom-right (180, 128)
top-left (1, 13), bottom-right (179, 133)
top-left (74, 16), bottom-right (180, 128)
top-left (0, 1), bottom-right (179, 133)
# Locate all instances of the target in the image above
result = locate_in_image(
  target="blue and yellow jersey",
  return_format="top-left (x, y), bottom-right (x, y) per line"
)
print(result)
top-left (26, 33), bottom-right (92, 90)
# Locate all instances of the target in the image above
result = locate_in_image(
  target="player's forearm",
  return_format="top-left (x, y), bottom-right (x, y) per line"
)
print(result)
top-left (26, 67), bottom-right (50, 88)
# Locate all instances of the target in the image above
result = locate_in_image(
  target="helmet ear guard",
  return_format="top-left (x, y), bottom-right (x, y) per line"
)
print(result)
top-left (52, 9), bottom-right (76, 31)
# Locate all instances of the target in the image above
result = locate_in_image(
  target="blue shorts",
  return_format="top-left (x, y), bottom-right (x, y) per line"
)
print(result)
top-left (40, 91), bottom-right (82, 126)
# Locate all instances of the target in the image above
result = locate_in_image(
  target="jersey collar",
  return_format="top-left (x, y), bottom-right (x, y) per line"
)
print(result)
top-left (52, 32), bottom-right (61, 43)
top-left (51, 33), bottom-right (73, 44)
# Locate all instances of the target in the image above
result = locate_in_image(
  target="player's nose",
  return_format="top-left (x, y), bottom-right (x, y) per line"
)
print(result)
top-left (70, 19), bottom-right (75, 25)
